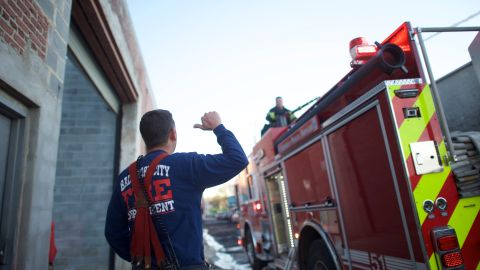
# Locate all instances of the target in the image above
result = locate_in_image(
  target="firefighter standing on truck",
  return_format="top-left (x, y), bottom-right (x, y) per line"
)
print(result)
top-left (262, 96), bottom-right (296, 135)
top-left (266, 96), bottom-right (296, 127)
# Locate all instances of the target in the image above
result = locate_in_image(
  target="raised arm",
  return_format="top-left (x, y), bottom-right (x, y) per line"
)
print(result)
top-left (190, 112), bottom-right (249, 189)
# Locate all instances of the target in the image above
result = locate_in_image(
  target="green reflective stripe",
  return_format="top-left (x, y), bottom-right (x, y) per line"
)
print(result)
top-left (268, 112), bottom-right (276, 120)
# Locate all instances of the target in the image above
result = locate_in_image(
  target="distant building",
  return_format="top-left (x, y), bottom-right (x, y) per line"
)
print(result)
top-left (0, 0), bottom-right (155, 269)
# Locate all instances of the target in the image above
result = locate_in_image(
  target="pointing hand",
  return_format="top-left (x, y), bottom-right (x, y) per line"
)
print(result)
top-left (193, 111), bottom-right (222, 131)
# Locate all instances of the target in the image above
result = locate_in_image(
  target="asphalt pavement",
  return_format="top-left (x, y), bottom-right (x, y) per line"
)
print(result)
top-left (203, 218), bottom-right (251, 270)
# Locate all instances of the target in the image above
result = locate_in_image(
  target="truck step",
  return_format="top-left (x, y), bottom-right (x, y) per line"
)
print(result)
top-left (264, 257), bottom-right (287, 270)
top-left (264, 248), bottom-right (298, 270)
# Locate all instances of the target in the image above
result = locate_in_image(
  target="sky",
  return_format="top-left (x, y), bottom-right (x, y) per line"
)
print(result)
top-left (126, 1), bottom-right (480, 198)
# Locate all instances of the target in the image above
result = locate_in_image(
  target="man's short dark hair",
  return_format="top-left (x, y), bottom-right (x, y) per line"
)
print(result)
top-left (276, 96), bottom-right (282, 100)
top-left (140, 109), bottom-right (175, 149)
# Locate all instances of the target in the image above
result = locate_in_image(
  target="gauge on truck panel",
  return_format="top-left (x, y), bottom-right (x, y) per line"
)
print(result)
top-left (436, 197), bottom-right (448, 211)
top-left (423, 200), bottom-right (435, 213)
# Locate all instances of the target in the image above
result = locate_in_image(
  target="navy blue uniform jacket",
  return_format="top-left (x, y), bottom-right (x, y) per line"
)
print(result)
top-left (105, 125), bottom-right (248, 266)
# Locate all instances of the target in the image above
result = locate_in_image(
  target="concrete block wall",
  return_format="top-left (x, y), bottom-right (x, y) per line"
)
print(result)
top-left (99, 0), bottom-right (156, 111)
top-left (0, 0), bottom-right (72, 269)
top-left (437, 63), bottom-right (480, 132)
top-left (53, 54), bottom-right (118, 270)
top-left (469, 33), bottom-right (480, 86)
top-left (0, 0), bottom-right (157, 269)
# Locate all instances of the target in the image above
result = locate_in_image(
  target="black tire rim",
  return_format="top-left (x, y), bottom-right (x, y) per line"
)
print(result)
top-left (314, 261), bottom-right (328, 270)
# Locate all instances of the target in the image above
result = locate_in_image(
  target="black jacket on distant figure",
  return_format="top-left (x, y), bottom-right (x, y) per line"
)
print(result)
top-left (266, 106), bottom-right (296, 127)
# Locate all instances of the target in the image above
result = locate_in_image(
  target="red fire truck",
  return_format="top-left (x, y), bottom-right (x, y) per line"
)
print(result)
top-left (235, 22), bottom-right (480, 270)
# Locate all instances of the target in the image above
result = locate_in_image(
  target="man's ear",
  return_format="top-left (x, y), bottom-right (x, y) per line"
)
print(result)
top-left (170, 128), bottom-right (177, 141)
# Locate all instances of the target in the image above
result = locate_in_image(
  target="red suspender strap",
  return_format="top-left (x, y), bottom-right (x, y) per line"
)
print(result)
top-left (128, 153), bottom-right (168, 267)
top-left (144, 153), bottom-right (168, 201)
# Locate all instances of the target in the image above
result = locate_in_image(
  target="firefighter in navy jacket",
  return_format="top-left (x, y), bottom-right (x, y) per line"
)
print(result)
top-left (105, 110), bottom-right (248, 268)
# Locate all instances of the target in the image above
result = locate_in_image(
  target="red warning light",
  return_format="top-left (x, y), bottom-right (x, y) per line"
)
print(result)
top-left (437, 235), bottom-right (459, 251)
top-left (441, 252), bottom-right (464, 268)
top-left (349, 37), bottom-right (378, 68)
top-left (255, 202), bottom-right (262, 211)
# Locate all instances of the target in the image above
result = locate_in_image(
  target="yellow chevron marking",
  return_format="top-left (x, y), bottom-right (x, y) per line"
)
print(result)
top-left (414, 141), bottom-right (450, 224)
top-left (388, 84), bottom-right (450, 224)
top-left (388, 83), bottom-right (480, 270)
top-left (448, 197), bottom-right (480, 247)
top-left (398, 85), bottom-right (437, 160)
top-left (386, 87), bottom-right (408, 169)
top-left (388, 85), bottom-right (401, 102)
top-left (413, 165), bottom-right (451, 224)
top-left (429, 254), bottom-right (440, 270)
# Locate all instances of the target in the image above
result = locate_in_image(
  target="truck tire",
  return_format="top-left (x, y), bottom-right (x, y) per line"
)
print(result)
top-left (306, 239), bottom-right (336, 270)
top-left (245, 229), bottom-right (267, 270)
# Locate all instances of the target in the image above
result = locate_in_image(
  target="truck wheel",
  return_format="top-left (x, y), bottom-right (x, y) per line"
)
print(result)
top-left (245, 229), bottom-right (267, 270)
top-left (306, 239), bottom-right (336, 270)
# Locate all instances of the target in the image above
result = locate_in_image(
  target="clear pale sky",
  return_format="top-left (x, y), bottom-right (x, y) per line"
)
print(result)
top-left (126, 1), bottom-right (479, 197)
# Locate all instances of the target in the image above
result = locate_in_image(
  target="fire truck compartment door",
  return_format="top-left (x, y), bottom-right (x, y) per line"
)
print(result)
top-left (409, 141), bottom-right (443, 175)
top-left (327, 104), bottom-right (416, 262)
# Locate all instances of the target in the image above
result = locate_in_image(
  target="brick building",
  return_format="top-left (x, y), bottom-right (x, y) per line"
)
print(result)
top-left (0, 0), bottom-right (155, 269)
